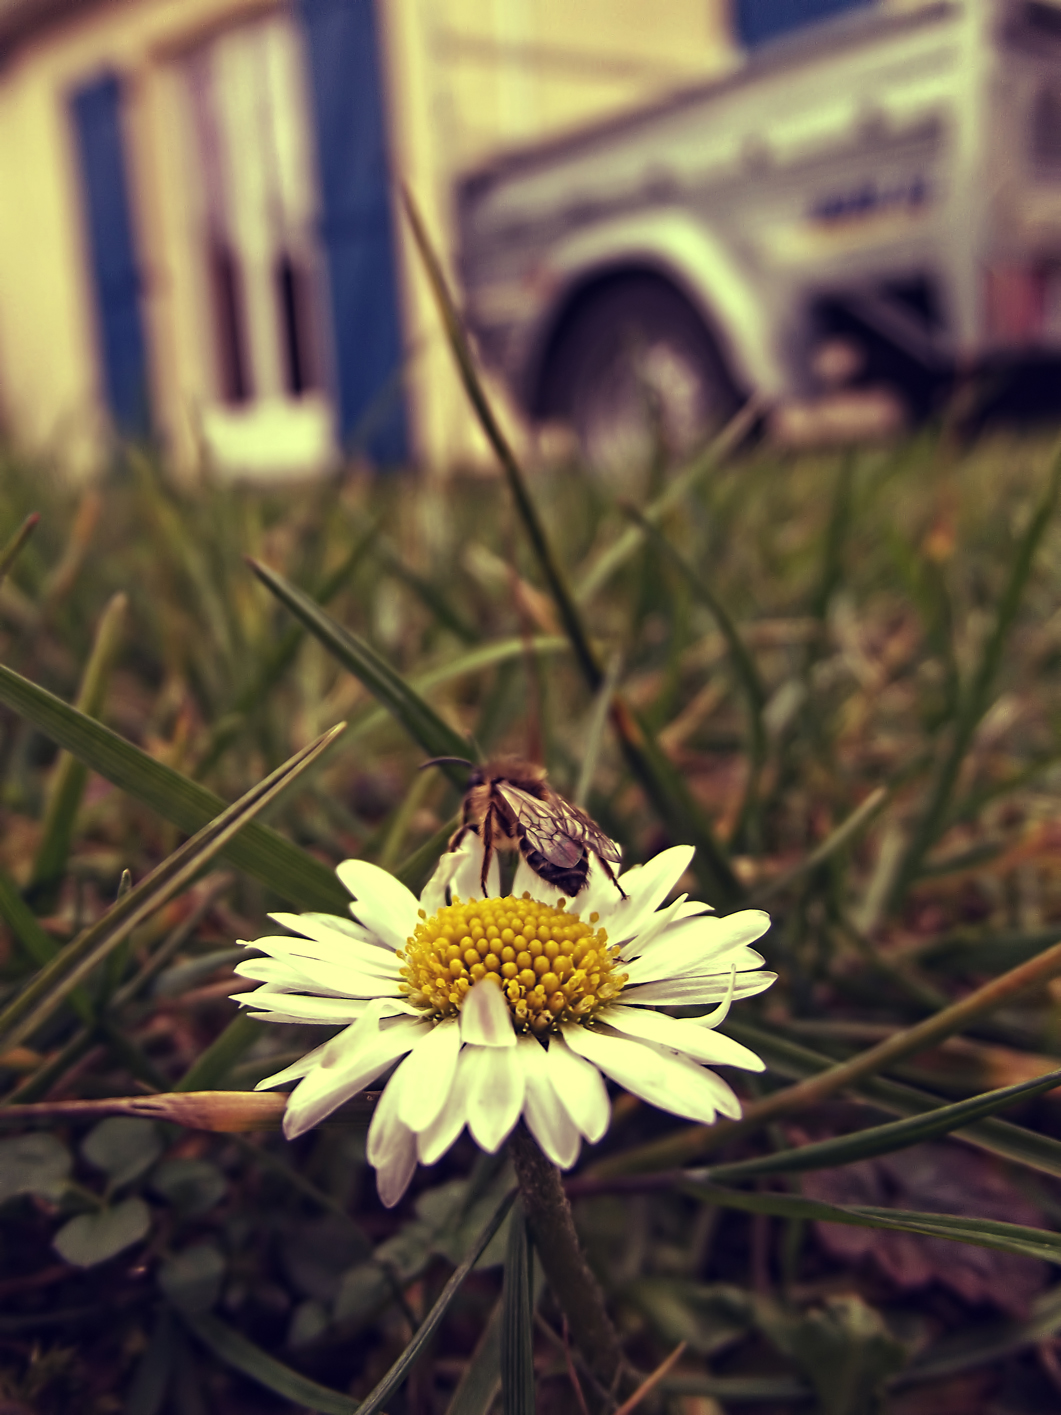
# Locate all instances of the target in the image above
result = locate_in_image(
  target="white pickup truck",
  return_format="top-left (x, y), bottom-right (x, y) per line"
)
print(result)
top-left (455, 0), bottom-right (1061, 463)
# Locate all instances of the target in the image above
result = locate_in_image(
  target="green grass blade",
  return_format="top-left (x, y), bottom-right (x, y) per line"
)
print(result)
top-left (895, 1283), bottom-right (1061, 1387)
top-left (575, 397), bottom-right (764, 604)
top-left (247, 557), bottom-right (472, 777)
top-left (377, 534), bottom-right (478, 644)
top-left (402, 188), bottom-right (602, 693)
top-left (748, 787), bottom-right (888, 906)
top-left (0, 663), bottom-right (348, 913)
top-left (0, 511), bottom-right (39, 587)
top-left (702, 1066), bottom-right (1061, 1182)
top-left (728, 1018), bottom-right (1061, 1180)
top-left (31, 590), bottom-right (126, 899)
top-left (194, 516), bottom-right (382, 779)
top-left (355, 1187), bottom-right (517, 1415)
top-left (0, 724), bottom-right (345, 1053)
top-left (501, 1203), bottom-right (535, 1415)
top-left (626, 506), bottom-right (768, 847)
top-left (685, 1182), bottom-right (1061, 1266)
top-left (174, 1013), bottom-right (262, 1093)
top-left (0, 868), bottom-right (58, 967)
top-left (886, 446), bottom-right (1061, 911)
top-left (446, 1300), bottom-right (502, 1415)
top-left (573, 652), bottom-right (621, 810)
top-left (181, 1311), bottom-right (358, 1414)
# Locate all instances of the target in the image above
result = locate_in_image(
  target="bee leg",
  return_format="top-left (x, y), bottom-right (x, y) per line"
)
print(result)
top-left (598, 854), bottom-right (628, 901)
top-left (478, 809), bottom-right (496, 898)
top-left (447, 823), bottom-right (471, 853)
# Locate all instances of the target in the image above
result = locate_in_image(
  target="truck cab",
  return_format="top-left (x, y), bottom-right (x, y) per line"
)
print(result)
top-left (456, 0), bottom-right (1061, 463)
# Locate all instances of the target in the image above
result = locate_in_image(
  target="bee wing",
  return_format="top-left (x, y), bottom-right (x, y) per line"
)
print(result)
top-left (556, 798), bottom-right (623, 865)
top-left (496, 782), bottom-right (583, 868)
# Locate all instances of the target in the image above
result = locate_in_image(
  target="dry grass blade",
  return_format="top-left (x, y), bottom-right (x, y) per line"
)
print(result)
top-left (0, 722), bottom-right (345, 1055)
top-left (613, 1342), bottom-right (688, 1415)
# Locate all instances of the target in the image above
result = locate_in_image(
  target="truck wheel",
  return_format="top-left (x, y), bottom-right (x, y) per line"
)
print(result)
top-left (538, 276), bottom-right (740, 474)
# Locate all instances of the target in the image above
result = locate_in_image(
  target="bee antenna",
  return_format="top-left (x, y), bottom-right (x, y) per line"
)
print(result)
top-left (420, 756), bottom-right (473, 771)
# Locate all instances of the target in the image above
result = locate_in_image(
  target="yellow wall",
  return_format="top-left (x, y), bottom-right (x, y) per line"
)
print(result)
top-left (0, 0), bottom-right (735, 475)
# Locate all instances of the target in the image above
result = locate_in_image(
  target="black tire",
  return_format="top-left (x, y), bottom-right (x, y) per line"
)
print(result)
top-left (537, 275), bottom-right (740, 474)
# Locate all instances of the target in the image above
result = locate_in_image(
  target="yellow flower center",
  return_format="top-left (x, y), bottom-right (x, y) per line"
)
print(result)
top-left (397, 893), bottom-right (627, 1035)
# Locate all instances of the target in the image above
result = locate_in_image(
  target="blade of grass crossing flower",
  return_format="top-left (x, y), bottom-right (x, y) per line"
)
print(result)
top-left (181, 1311), bottom-right (358, 1414)
top-left (0, 725), bottom-right (346, 1053)
top-left (402, 191), bottom-right (740, 898)
top-left (30, 591), bottom-right (126, 902)
top-left (683, 1183), bottom-right (1061, 1267)
top-left (700, 1066), bottom-right (1061, 1182)
top-left (355, 1187), bottom-right (518, 1415)
top-left (402, 187), bottom-right (601, 693)
top-left (886, 446), bottom-right (1061, 913)
top-left (247, 557), bottom-right (472, 780)
top-left (501, 1203), bottom-right (535, 1415)
top-left (0, 511), bottom-right (39, 587)
top-left (0, 663), bottom-right (348, 913)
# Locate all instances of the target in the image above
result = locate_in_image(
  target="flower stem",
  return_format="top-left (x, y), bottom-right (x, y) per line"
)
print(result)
top-left (508, 1124), bottom-right (629, 1397)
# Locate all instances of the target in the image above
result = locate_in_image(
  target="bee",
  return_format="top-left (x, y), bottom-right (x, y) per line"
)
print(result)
top-left (423, 756), bottom-right (626, 900)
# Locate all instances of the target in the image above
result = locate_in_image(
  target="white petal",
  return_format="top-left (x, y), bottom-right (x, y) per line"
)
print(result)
top-left (561, 1025), bottom-right (736, 1126)
top-left (512, 855), bottom-right (564, 908)
top-left (448, 832), bottom-right (501, 902)
top-left (603, 1004), bottom-right (765, 1071)
top-left (465, 1044), bottom-right (525, 1151)
top-left (460, 980), bottom-right (515, 1047)
top-left (367, 1081), bottom-right (419, 1208)
top-left (518, 1037), bottom-right (581, 1168)
top-left (543, 1035), bottom-right (610, 1143)
top-left (230, 992), bottom-right (369, 1023)
top-left (282, 1015), bottom-right (427, 1138)
top-left (688, 965), bottom-right (737, 1029)
top-left (417, 1049), bottom-right (473, 1164)
top-left (247, 933), bottom-right (402, 977)
top-left (569, 848), bottom-right (627, 919)
top-left (336, 859), bottom-right (421, 949)
top-left (255, 1040), bottom-right (330, 1090)
top-left (600, 845), bottom-right (696, 942)
top-left (623, 911), bottom-right (771, 984)
top-left (391, 1019), bottom-right (462, 1132)
top-left (420, 832), bottom-right (502, 914)
top-left (267, 911), bottom-right (379, 947)
top-left (623, 971), bottom-right (776, 1006)
top-left (616, 892), bottom-right (693, 961)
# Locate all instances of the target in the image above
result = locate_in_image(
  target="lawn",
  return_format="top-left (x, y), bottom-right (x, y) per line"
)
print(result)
top-left (2, 410), bottom-right (1061, 1414)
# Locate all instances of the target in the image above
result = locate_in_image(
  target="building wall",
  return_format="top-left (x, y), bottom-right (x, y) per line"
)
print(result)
top-left (0, 0), bottom-right (736, 476)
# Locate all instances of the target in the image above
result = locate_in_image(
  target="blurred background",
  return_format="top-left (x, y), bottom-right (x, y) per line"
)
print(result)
top-left (7, 0), bottom-right (1061, 486)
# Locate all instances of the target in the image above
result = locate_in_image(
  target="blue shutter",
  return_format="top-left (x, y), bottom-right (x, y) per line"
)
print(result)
top-left (736, 0), bottom-right (874, 48)
top-left (298, 0), bottom-right (408, 465)
top-left (70, 74), bottom-right (151, 438)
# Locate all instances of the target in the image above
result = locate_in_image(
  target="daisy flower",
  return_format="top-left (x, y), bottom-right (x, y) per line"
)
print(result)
top-left (232, 835), bottom-right (774, 1206)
